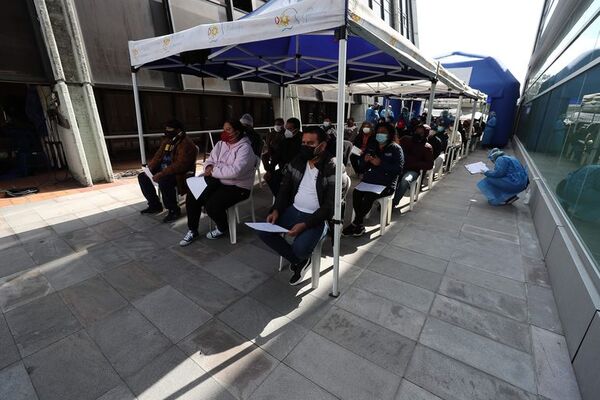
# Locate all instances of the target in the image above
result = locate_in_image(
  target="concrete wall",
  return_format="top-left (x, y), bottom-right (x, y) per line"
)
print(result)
top-left (514, 137), bottom-right (600, 400)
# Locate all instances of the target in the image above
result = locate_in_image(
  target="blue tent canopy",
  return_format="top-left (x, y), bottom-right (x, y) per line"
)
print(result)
top-left (437, 52), bottom-right (521, 147)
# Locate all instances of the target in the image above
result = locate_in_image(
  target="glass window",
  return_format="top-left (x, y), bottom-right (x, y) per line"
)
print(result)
top-left (233, 0), bottom-right (253, 13)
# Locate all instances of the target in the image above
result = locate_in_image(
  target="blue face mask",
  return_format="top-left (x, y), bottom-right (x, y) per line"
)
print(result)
top-left (437, 126), bottom-right (445, 133)
top-left (375, 133), bottom-right (388, 144)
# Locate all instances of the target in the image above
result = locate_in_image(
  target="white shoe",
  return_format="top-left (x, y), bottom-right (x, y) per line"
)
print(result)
top-left (206, 228), bottom-right (225, 240)
top-left (179, 230), bottom-right (198, 246)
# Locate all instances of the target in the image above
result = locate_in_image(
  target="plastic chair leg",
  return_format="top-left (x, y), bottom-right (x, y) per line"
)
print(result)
top-left (228, 207), bottom-right (237, 244)
top-left (311, 239), bottom-right (324, 289)
top-left (250, 196), bottom-right (256, 222)
top-left (379, 197), bottom-right (388, 236)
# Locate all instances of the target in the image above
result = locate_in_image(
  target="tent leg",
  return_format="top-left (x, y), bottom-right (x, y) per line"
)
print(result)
top-left (467, 99), bottom-right (478, 155)
top-left (132, 71), bottom-right (146, 165)
top-left (331, 34), bottom-right (347, 298)
top-left (280, 85), bottom-right (285, 117)
top-left (425, 80), bottom-right (437, 126)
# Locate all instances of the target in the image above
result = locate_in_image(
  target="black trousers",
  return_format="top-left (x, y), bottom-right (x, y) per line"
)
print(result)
top-left (138, 172), bottom-right (178, 211)
top-left (265, 168), bottom-right (283, 197)
top-left (351, 187), bottom-right (394, 225)
top-left (186, 176), bottom-right (250, 233)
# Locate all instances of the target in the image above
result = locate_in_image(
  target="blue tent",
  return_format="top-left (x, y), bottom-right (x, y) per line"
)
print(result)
top-left (437, 52), bottom-right (521, 147)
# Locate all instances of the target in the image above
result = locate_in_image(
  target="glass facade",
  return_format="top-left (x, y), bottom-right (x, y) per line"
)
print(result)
top-left (516, 1), bottom-right (600, 271)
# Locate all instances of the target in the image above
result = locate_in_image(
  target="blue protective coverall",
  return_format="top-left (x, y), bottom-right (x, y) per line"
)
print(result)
top-left (477, 155), bottom-right (528, 205)
top-left (481, 116), bottom-right (497, 146)
top-left (556, 165), bottom-right (600, 221)
top-left (365, 107), bottom-right (379, 124)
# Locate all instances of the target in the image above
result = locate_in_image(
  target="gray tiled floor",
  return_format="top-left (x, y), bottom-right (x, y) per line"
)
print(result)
top-left (0, 152), bottom-right (582, 400)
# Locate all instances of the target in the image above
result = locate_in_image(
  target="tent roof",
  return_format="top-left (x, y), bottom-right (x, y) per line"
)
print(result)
top-left (128, 0), bottom-right (471, 90)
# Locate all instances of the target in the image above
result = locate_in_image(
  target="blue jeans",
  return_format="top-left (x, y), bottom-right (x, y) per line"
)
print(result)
top-left (258, 206), bottom-right (327, 264)
top-left (393, 170), bottom-right (420, 206)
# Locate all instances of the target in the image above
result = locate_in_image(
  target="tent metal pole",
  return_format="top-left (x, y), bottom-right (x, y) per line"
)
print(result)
top-left (425, 81), bottom-right (436, 125)
top-left (467, 99), bottom-right (478, 155)
top-left (409, 100), bottom-right (414, 118)
top-left (331, 34), bottom-right (347, 298)
top-left (280, 86), bottom-right (285, 117)
top-left (346, 89), bottom-right (352, 119)
top-left (132, 71), bottom-right (146, 165)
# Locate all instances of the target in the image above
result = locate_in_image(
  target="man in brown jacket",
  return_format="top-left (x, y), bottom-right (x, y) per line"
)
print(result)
top-left (138, 119), bottom-right (197, 222)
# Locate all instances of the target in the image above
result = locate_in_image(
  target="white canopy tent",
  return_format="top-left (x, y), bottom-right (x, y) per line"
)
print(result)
top-left (128, 0), bottom-right (476, 296)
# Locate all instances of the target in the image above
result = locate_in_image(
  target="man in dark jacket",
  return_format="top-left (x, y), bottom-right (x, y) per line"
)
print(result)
top-left (138, 119), bottom-right (197, 222)
top-left (258, 127), bottom-right (335, 286)
top-left (393, 123), bottom-right (434, 207)
top-left (264, 117), bottom-right (302, 196)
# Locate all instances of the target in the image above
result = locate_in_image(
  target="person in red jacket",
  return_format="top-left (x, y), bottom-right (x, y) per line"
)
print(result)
top-left (393, 123), bottom-right (434, 207)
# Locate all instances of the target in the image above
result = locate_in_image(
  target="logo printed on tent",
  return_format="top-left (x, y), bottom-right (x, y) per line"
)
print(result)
top-left (274, 8), bottom-right (299, 31)
top-left (207, 24), bottom-right (224, 42)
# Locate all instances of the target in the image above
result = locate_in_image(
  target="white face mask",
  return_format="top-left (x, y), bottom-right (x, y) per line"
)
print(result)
top-left (274, 125), bottom-right (283, 132)
top-left (284, 129), bottom-right (294, 139)
top-left (363, 127), bottom-right (371, 134)
top-left (323, 121), bottom-right (331, 127)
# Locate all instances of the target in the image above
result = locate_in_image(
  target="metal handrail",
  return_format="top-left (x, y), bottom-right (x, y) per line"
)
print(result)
top-left (103, 126), bottom-right (273, 140)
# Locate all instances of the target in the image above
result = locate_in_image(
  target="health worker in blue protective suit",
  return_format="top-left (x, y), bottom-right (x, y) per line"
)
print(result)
top-left (556, 165), bottom-right (600, 222)
top-left (481, 111), bottom-right (497, 147)
top-left (477, 148), bottom-right (529, 206)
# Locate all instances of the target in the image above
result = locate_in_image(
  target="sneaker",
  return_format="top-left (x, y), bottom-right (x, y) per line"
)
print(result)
top-left (140, 206), bottom-right (163, 214)
top-left (289, 258), bottom-right (311, 286)
top-left (206, 228), bottom-right (225, 240)
top-left (162, 209), bottom-right (181, 223)
top-left (504, 195), bottom-right (519, 205)
top-left (179, 230), bottom-right (199, 246)
top-left (342, 224), bottom-right (358, 236)
top-left (353, 225), bottom-right (366, 237)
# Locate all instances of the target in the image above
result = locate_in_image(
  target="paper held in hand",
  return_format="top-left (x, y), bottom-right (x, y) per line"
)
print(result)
top-left (355, 181), bottom-right (386, 194)
top-left (246, 222), bottom-right (289, 234)
top-left (465, 162), bottom-right (489, 174)
top-left (142, 166), bottom-right (157, 187)
top-left (186, 175), bottom-right (208, 199)
top-left (350, 146), bottom-right (362, 156)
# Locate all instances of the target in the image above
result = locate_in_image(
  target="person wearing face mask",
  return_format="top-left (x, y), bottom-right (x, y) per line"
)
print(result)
top-left (321, 117), bottom-right (336, 136)
top-left (138, 119), bottom-right (197, 222)
top-left (179, 120), bottom-right (256, 245)
top-left (343, 123), bottom-right (404, 237)
top-left (477, 148), bottom-right (528, 206)
top-left (262, 117), bottom-right (285, 174)
top-left (350, 121), bottom-right (376, 175)
top-left (265, 117), bottom-right (302, 196)
top-left (344, 117), bottom-right (358, 141)
top-left (239, 113), bottom-right (262, 157)
top-left (258, 127), bottom-right (336, 285)
top-left (393, 123), bottom-right (434, 207)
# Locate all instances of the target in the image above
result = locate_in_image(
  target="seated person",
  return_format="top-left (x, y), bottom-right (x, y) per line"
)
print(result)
top-left (349, 121), bottom-right (375, 175)
top-left (343, 123), bottom-right (404, 237)
top-left (321, 117), bottom-right (337, 136)
top-left (262, 118), bottom-right (285, 174)
top-left (427, 124), bottom-right (445, 175)
top-left (138, 119), bottom-right (197, 223)
top-left (179, 120), bottom-right (256, 245)
top-left (393, 124), bottom-right (434, 207)
top-left (344, 117), bottom-right (358, 141)
top-left (264, 117), bottom-right (302, 196)
top-left (240, 113), bottom-right (263, 157)
top-left (477, 148), bottom-right (529, 206)
top-left (258, 127), bottom-right (335, 286)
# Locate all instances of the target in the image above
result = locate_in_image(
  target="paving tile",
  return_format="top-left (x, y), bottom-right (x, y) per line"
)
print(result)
top-left (125, 346), bottom-right (234, 400)
top-left (0, 231), bottom-right (19, 252)
top-left (199, 254), bottom-right (270, 294)
top-left (395, 379), bottom-right (442, 400)
top-left (367, 254), bottom-right (443, 291)
top-left (314, 306), bottom-right (416, 376)
top-left (438, 277), bottom-right (528, 322)
top-left (22, 235), bottom-right (75, 266)
top-left (284, 331), bottom-right (399, 400)
top-left (336, 287), bottom-right (426, 341)
top-left (406, 345), bottom-right (537, 400)
top-left (5, 293), bottom-right (81, 357)
top-left (353, 270), bottom-right (434, 313)
top-left (85, 242), bottom-right (132, 272)
top-left (523, 256), bottom-right (551, 288)
top-left (378, 244), bottom-right (448, 274)
top-left (61, 227), bottom-right (106, 252)
top-left (141, 225), bottom-right (182, 248)
top-left (450, 246), bottom-right (525, 281)
top-left (419, 317), bottom-right (536, 393)
top-left (133, 285), bottom-right (211, 343)
top-left (178, 319), bottom-right (278, 400)
top-left (59, 276), bottom-right (128, 327)
top-left (120, 213), bottom-right (160, 232)
top-left (171, 241), bottom-right (224, 266)
top-left (23, 331), bottom-right (121, 400)
top-left (15, 226), bottom-right (56, 245)
top-left (430, 295), bottom-right (531, 353)
top-left (102, 262), bottom-right (164, 302)
top-left (531, 326), bottom-right (581, 400)
top-left (111, 233), bottom-right (163, 259)
top-left (47, 217), bottom-right (88, 236)
top-left (95, 383), bottom-right (136, 400)
top-left (0, 314), bottom-right (20, 370)
top-left (527, 284), bottom-right (563, 334)
top-left (137, 248), bottom-right (198, 284)
top-left (0, 246), bottom-right (36, 279)
top-left (389, 229), bottom-right (458, 260)
top-left (249, 363), bottom-right (337, 400)
top-left (171, 268), bottom-right (243, 315)
top-left (0, 269), bottom-right (53, 312)
top-left (0, 362), bottom-right (39, 400)
top-left (228, 243), bottom-right (281, 275)
top-left (86, 306), bottom-right (171, 377)
top-left (39, 252), bottom-right (99, 291)
top-left (446, 261), bottom-right (526, 299)
top-left (218, 296), bottom-right (307, 360)
top-left (90, 219), bottom-right (136, 239)
top-left (249, 278), bottom-right (334, 329)
top-left (460, 223), bottom-right (520, 244)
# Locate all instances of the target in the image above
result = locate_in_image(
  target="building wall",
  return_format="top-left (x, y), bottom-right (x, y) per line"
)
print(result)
top-left (514, 1), bottom-right (600, 398)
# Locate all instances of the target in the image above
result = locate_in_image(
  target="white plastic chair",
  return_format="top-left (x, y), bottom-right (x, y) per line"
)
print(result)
top-left (351, 194), bottom-right (394, 236)
top-left (223, 158), bottom-right (260, 244)
top-left (278, 234), bottom-right (326, 289)
top-left (408, 171), bottom-right (423, 211)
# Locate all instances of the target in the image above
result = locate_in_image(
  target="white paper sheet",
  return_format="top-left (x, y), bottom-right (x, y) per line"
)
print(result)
top-left (350, 146), bottom-right (362, 156)
top-left (355, 181), bottom-right (386, 194)
top-left (246, 222), bottom-right (289, 233)
top-left (142, 166), bottom-right (158, 187)
top-left (186, 175), bottom-right (208, 200)
top-left (465, 162), bottom-right (489, 174)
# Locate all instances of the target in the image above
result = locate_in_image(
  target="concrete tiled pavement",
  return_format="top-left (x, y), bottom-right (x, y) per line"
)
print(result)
top-left (0, 152), bottom-right (582, 400)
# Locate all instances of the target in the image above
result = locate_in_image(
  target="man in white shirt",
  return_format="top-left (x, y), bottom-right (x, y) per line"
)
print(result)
top-left (258, 127), bottom-right (336, 285)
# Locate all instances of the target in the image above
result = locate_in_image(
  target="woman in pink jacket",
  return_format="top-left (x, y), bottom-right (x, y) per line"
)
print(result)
top-left (180, 119), bottom-right (257, 245)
